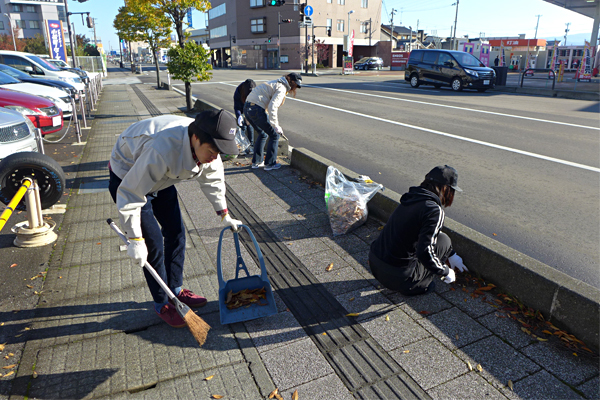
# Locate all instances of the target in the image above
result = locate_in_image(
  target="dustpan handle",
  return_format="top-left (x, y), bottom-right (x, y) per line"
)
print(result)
top-left (216, 225), bottom-right (268, 289)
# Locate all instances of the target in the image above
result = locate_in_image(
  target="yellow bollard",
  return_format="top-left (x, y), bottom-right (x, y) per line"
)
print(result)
top-left (0, 178), bottom-right (32, 232)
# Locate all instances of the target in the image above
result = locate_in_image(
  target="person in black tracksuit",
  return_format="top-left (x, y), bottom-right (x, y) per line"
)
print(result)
top-left (233, 79), bottom-right (256, 154)
top-left (369, 165), bottom-right (468, 295)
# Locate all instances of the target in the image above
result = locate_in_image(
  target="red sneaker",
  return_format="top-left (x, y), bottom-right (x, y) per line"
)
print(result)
top-left (172, 289), bottom-right (207, 308)
top-left (156, 304), bottom-right (186, 328)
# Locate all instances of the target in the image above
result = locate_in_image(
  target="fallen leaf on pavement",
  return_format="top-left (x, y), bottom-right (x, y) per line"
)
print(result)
top-left (211, 395), bottom-right (223, 399)
top-left (377, 226), bottom-right (384, 230)
top-left (3, 371), bottom-right (13, 378)
top-left (385, 315), bottom-right (390, 321)
top-left (204, 375), bottom-right (214, 381)
top-left (476, 364), bottom-right (483, 372)
top-left (9, 264), bottom-right (17, 268)
top-left (292, 389), bottom-right (298, 400)
top-left (2, 364), bottom-right (16, 369)
top-left (467, 361), bottom-right (473, 371)
top-left (26, 285), bottom-right (33, 289)
top-left (537, 337), bottom-right (548, 342)
top-left (322, 332), bottom-right (327, 335)
top-left (268, 388), bottom-right (279, 399)
top-left (0, 343), bottom-right (5, 351)
top-left (403, 350), bottom-right (410, 353)
top-left (508, 380), bottom-right (513, 390)
top-left (346, 313), bottom-right (359, 317)
top-left (325, 263), bottom-right (333, 272)
top-left (7, 353), bottom-right (13, 357)
top-left (32, 371), bottom-right (38, 378)
top-left (349, 297), bottom-right (355, 301)
top-left (418, 311), bottom-right (430, 315)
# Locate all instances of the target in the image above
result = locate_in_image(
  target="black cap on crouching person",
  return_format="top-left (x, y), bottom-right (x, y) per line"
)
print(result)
top-left (426, 165), bottom-right (462, 192)
top-left (194, 109), bottom-right (239, 156)
top-left (287, 72), bottom-right (302, 88)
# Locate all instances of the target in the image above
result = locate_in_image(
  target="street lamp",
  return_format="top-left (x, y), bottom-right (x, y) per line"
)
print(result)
top-left (347, 10), bottom-right (354, 36)
top-left (3, 13), bottom-right (16, 51)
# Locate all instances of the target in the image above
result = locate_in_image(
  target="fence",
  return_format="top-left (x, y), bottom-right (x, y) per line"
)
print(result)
top-left (67, 56), bottom-right (107, 77)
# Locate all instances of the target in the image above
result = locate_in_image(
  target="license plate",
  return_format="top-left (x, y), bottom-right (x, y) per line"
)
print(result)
top-left (52, 116), bottom-right (61, 127)
top-left (483, 80), bottom-right (490, 85)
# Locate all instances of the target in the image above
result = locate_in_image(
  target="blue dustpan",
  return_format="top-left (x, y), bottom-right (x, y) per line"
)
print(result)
top-left (217, 225), bottom-right (277, 325)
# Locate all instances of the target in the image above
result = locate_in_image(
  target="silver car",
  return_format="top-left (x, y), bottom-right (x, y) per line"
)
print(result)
top-left (0, 108), bottom-right (39, 160)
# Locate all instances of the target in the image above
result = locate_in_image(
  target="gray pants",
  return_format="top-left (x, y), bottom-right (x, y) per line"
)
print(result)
top-left (369, 232), bottom-right (453, 296)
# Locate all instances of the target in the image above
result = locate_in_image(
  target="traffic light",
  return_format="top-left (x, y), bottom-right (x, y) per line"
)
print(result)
top-left (327, 28), bottom-right (331, 37)
top-left (281, 19), bottom-right (293, 23)
top-left (267, 36), bottom-right (272, 43)
top-left (86, 15), bottom-right (94, 29)
top-left (269, 0), bottom-right (285, 5)
top-left (299, 3), bottom-right (306, 22)
top-left (232, 36), bottom-right (236, 43)
top-left (312, 35), bottom-right (316, 42)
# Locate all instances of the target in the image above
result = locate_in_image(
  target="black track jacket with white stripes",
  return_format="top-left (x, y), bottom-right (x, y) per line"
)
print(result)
top-left (371, 186), bottom-right (450, 277)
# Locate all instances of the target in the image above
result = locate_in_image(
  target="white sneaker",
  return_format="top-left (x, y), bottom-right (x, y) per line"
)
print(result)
top-left (264, 163), bottom-right (282, 171)
top-left (251, 161), bottom-right (265, 169)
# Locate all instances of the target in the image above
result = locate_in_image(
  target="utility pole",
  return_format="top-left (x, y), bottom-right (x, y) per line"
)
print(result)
top-left (64, 0), bottom-right (78, 68)
top-left (92, 17), bottom-right (98, 48)
top-left (564, 22), bottom-right (570, 46)
top-left (368, 18), bottom-right (372, 47)
top-left (390, 8), bottom-right (396, 48)
top-left (452, 0), bottom-right (459, 50)
top-left (534, 14), bottom-right (542, 39)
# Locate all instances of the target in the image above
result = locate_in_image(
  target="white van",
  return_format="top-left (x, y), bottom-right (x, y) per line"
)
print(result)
top-left (0, 51), bottom-right (85, 92)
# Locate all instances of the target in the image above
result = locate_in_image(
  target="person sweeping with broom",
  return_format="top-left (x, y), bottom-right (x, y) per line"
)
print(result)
top-left (108, 110), bottom-right (242, 340)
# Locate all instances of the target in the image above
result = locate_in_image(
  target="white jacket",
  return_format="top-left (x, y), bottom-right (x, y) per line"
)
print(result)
top-left (245, 76), bottom-right (291, 131)
top-left (110, 115), bottom-right (228, 239)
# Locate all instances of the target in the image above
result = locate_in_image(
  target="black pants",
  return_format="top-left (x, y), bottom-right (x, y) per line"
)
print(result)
top-left (369, 232), bottom-right (453, 296)
top-left (109, 171), bottom-right (186, 305)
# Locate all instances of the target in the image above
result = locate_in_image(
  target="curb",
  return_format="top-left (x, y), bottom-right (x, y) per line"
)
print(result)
top-left (289, 147), bottom-right (600, 352)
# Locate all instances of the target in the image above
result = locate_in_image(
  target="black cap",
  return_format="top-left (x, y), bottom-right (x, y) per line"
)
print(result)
top-left (287, 72), bottom-right (302, 88)
top-left (194, 109), bottom-right (239, 156)
top-left (426, 165), bottom-right (462, 192)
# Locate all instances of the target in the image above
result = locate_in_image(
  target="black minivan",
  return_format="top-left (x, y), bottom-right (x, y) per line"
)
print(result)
top-left (405, 49), bottom-right (496, 92)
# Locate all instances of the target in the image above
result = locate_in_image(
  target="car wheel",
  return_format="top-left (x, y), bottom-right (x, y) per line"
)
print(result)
top-left (0, 152), bottom-right (65, 211)
top-left (451, 77), bottom-right (463, 92)
top-left (410, 74), bottom-right (420, 88)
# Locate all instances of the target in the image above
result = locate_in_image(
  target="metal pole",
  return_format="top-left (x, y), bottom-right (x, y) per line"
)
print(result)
top-left (80, 95), bottom-right (87, 128)
top-left (369, 18), bottom-right (372, 47)
top-left (278, 12), bottom-right (281, 70)
top-left (71, 96), bottom-right (82, 142)
top-left (305, 24), bottom-right (308, 73)
top-left (452, 0), bottom-right (459, 50)
top-left (34, 128), bottom-right (45, 154)
top-left (534, 15), bottom-right (541, 39)
top-left (25, 184), bottom-right (41, 229)
top-left (64, 0), bottom-right (78, 68)
top-left (2, 14), bottom-right (17, 51)
top-left (311, 24), bottom-right (315, 74)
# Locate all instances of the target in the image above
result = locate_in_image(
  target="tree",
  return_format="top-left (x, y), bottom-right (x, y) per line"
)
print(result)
top-left (138, 0), bottom-right (212, 109)
top-left (166, 41), bottom-right (212, 109)
top-left (315, 39), bottom-right (329, 65)
top-left (23, 34), bottom-right (47, 55)
top-left (0, 27), bottom-right (26, 51)
top-left (114, 3), bottom-right (171, 88)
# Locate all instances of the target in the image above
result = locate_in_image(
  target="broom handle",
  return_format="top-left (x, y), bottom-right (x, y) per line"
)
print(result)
top-left (107, 218), bottom-right (177, 301)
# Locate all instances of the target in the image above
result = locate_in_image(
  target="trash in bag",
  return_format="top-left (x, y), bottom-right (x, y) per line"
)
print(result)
top-left (235, 127), bottom-right (251, 153)
top-left (324, 166), bottom-right (383, 236)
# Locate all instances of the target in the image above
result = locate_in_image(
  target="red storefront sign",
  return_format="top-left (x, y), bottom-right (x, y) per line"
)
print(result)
top-left (489, 39), bottom-right (546, 47)
top-left (391, 52), bottom-right (409, 70)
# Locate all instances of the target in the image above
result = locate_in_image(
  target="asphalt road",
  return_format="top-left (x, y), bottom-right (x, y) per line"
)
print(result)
top-left (137, 68), bottom-right (600, 288)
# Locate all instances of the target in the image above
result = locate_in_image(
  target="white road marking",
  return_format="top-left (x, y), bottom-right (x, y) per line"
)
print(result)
top-left (217, 81), bottom-right (599, 172)
top-left (303, 84), bottom-right (600, 131)
top-left (360, 82), bottom-right (441, 92)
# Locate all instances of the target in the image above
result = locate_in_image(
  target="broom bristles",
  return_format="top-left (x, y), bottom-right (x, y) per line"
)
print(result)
top-left (184, 309), bottom-right (211, 346)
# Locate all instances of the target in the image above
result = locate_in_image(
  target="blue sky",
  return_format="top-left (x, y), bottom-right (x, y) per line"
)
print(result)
top-left (68, 0), bottom-right (595, 54)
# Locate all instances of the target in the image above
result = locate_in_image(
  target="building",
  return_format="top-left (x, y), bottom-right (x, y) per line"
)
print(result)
top-left (186, 27), bottom-right (209, 47)
top-left (207, 0), bottom-right (382, 69)
top-left (1, 0), bottom-right (67, 40)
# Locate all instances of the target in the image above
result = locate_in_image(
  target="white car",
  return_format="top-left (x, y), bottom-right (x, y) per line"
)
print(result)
top-left (0, 108), bottom-right (38, 160)
top-left (0, 71), bottom-right (73, 118)
top-left (48, 59), bottom-right (70, 69)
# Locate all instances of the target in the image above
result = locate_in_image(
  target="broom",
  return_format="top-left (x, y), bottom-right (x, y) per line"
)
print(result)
top-left (107, 218), bottom-right (210, 346)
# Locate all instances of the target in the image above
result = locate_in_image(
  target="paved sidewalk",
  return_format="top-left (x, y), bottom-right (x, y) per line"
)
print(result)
top-left (0, 68), bottom-right (598, 400)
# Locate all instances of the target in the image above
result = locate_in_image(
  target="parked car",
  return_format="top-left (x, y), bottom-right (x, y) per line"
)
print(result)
top-left (0, 107), bottom-right (39, 160)
top-left (0, 88), bottom-right (63, 135)
top-left (0, 71), bottom-right (72, 118)
top-left (47, 59), bottom-right (90, 84)
top-left (0, 64), bottom-right (79, 101)
top-left (354, 57), bottom-right (384, 70)
top-left (47, 59), bottom-right (70, 69)
top-left (405, 49), bottom-right (496, 92)
top-left (0, 51), bottom-right (85, 92)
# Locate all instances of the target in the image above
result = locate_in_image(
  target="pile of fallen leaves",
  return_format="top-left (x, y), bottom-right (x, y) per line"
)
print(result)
top-left (225, 287), bottom-right (268, 310)
top-left (455, 273), bottom-right (597, 358)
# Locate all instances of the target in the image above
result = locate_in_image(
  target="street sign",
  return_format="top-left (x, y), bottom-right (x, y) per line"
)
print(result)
top-left (304, 5), bottom-right (313, 16)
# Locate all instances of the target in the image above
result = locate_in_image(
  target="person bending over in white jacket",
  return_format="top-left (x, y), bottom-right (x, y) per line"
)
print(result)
top-left (244, 72), bottom-right (302, 171)
top-left (108, 110), bottom-right (242, 328)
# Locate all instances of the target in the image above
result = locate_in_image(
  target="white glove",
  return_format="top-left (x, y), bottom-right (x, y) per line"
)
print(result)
top-left (237, 115), bottom-right (244, 126)
top-left (274, 126), bottom-right (283, 136)
top-left (448, 254), bottom-right (469, 273)
top-left (443, 268), bottom-right (456, 284)
top-left (223, 214), bottom-right (242, 231)
top-left (127, 239), bottom-right (148, 267)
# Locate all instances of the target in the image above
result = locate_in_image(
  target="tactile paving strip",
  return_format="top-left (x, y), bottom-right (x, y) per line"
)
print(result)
top-left (132, 85), bottom-right (162, 117)
top-left (225, 184), bottom-right (429, 399)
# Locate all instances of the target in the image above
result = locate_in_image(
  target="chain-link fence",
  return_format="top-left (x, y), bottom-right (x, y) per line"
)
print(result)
top-left (67, 56), bottom-right (107, 76)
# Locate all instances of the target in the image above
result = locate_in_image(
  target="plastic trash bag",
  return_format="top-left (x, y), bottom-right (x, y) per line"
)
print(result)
top-left (235, 127), bottom-right (251, 153)
top-left (325, 166), bottom-right (383, 236)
